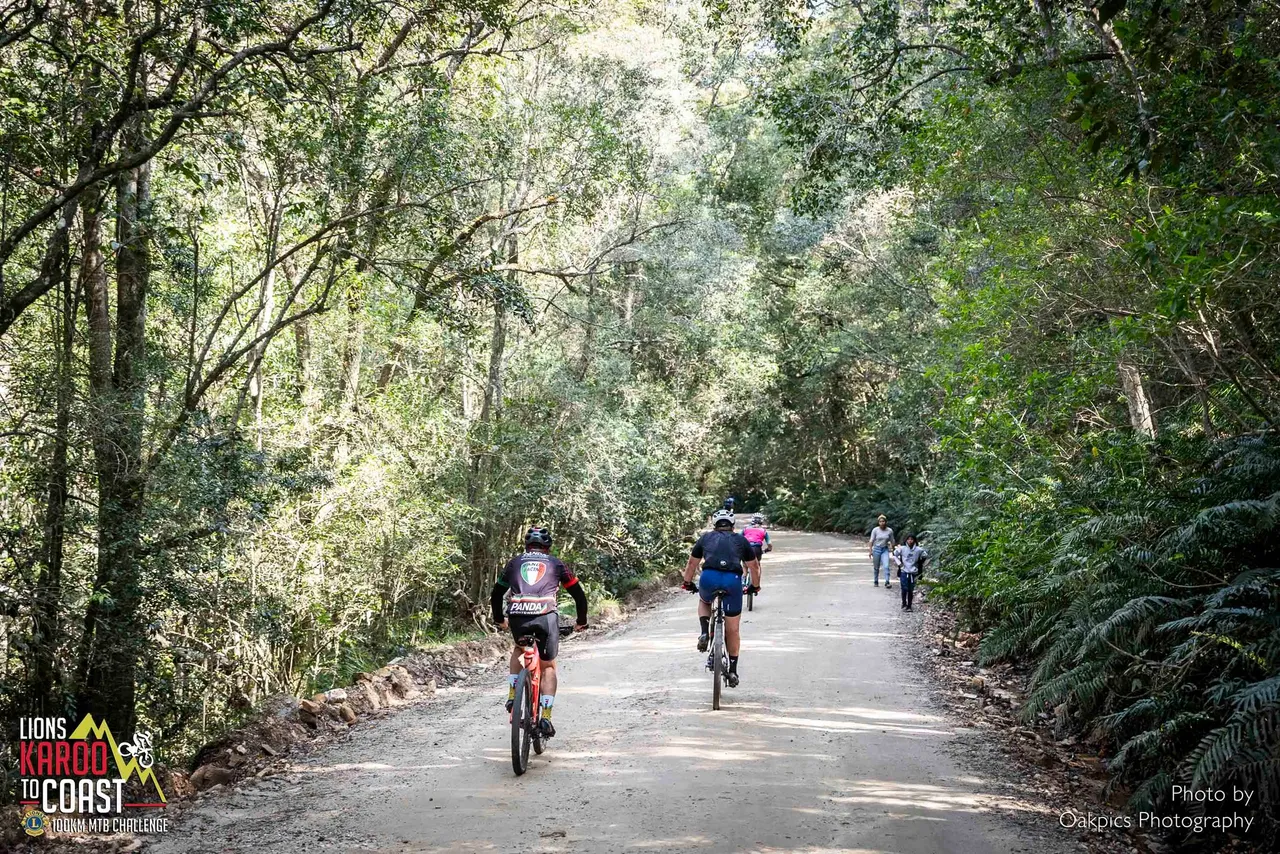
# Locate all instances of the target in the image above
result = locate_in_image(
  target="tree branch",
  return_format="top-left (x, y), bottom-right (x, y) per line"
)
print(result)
top-left (0, 0), bottom-right (350, 336)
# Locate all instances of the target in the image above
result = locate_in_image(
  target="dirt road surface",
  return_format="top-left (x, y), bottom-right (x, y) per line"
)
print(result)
top-left (148, 531), bottom-right (1074, 853)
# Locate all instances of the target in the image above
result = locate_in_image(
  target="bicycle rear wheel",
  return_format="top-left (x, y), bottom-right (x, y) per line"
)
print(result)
top-left (746, 590), bottom-right (754, 612)
top-left (511, 669), bottom-right (532, 775)
top-left (712, 619), bottom-right (724, 711)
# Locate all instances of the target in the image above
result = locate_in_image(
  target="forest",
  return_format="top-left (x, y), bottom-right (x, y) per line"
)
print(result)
top-left (1, 0), bottom-right (1277, 845)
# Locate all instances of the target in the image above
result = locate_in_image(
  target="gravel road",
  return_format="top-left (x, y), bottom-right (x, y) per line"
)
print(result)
top-left (147, 530), bottom-right (1076, 854)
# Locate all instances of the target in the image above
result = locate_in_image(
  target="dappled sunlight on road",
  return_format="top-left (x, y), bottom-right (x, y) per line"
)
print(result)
top-left (570, 682), bottom-right (669, 699)
top-left (771, 627), bottom-right (907, 640)
top-left (784, 706), bottom-right (944, 723)
top-left (622, 836), bottom-right (716, 850)
top-left (824, 779), bottom-right (1055, 817)
top-left (752, 849), bottom-right (891, 854)
top-left (729, 641), bottom-right (815, 654)
top-left (651, 742), bottom-right (839, 763)
top-left (734, 711), bottom-right (951, 738)
top-left (759, 549), bottom-right (848, 564)
top-left (803, 573), bottom-right (875, 581)
top-left (297, 759), bottom-right (465, 775)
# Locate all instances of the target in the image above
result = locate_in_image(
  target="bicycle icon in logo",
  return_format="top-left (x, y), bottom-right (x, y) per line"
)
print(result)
top-left (118, 730), bottom-right (155, 768)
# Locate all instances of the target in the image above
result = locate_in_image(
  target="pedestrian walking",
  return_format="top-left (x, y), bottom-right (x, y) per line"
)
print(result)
top-left (868, 514), bottom-right (896, 588)
top-left (892, 534), bottom-right (928, 611)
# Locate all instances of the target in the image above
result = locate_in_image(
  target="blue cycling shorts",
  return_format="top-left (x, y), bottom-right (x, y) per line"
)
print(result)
top-left (699, 569), bottom-right (744, 617)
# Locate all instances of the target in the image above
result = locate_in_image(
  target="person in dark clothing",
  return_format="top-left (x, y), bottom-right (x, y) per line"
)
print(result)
top-left (681, 509), bottom-right (760, 687)
top-left (490, 527), bottom-right (587, 737)
top-left (892, 534), bottom-right (928, 611)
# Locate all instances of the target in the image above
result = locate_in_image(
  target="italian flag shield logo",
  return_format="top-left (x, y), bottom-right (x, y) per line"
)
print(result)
top-left (520, 561), bottom-right (546, 584)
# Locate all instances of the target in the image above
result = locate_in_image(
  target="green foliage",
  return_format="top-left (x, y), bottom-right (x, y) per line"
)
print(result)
top-left (0, 0), bottom-right (754, 767)
top-left (766, 480), bottom-right (923, 539)
top-left (943, 435), bottom-right (1280, 838)
top-left (706, 0), bottom-right (1280, 844)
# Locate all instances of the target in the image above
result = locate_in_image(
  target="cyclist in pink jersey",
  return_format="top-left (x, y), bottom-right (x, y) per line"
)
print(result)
top-left (742, 514), bottom-right (772, 563)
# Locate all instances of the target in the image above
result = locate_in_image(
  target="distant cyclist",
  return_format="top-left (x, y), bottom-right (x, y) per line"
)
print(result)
top-left (742, 513), bottom-right (772, 564)
top-left (681, 509), bottom-right (760, 687)
top-left (491, 527), bottom-right (588, 738)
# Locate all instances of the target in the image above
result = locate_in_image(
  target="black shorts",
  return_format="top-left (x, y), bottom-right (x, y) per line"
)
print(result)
top-left (509, 613), bottom-right (560, 661)
top-left (749, 543), bottom-right (763, 561)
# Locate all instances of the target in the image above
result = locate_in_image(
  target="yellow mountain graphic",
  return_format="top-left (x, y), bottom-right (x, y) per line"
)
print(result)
top-left (68, 715), bottom-right (167, 803)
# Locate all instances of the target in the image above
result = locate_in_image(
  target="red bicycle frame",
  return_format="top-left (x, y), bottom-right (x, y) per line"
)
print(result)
top-left (511, 640), bottom-right (541, 722)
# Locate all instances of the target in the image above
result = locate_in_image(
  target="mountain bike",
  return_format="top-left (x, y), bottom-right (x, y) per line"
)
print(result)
top-left (743, 544), bottom-right (768, 611)
top-left (510, 620), bottom-right (575, 776)
top-left (742, 537), bottom-right (772, 612)
top-left (704, 587), bottom-right (731, 710)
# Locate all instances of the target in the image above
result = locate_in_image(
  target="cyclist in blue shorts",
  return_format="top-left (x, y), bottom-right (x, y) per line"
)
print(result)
top-left (681, 509), bottom-right (761, 687)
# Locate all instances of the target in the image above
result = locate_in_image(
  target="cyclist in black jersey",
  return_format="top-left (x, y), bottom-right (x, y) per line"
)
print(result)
top-left (681, 509), bottom-right (760, 687)
top-left (490, 527), bottom-right (588, 737)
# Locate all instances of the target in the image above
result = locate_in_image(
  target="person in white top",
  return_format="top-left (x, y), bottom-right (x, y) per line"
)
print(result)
top-left (892, 534), bottom-right (928, 611)
top-left (867, 515), bottom-right (896, 588)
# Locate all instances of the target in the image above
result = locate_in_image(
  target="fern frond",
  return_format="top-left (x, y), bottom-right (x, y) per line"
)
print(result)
top-left (1232, 675), bottom-right (1280, 714)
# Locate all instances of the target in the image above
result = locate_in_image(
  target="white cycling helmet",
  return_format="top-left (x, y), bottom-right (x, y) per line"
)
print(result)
top-left (711, 509), bottom-right (735, 528)
top-left (751, 513), bottom-right (764, 525)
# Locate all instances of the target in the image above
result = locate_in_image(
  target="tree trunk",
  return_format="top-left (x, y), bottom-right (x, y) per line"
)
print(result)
top-left (575, 273), bottom-right (597, 381)
top-left (294, 317), bottom-right (313, 402)
top-left (1032, 0), bottom-right (1059, 61)
top-left (621, 260), bottom-right (639, 356)
top-left (465, 236), bottom-right (514, 607)
top-left (76, 149), bottom-right (152, 738)
top-left (249, 194), bottom-right (281, 449)
top-left (1163, 333), bottom-right (1215, 437)
top-left (335, 176), bottom-right (394, 459)
top-left (29, 243), bottom-right (76, 716)
top-left (1117, 355), bottom-right (1156, 439)
top-left (338, 282), bottom-right (364, 407)
top-left (460, 330), bottom-right (475, 419)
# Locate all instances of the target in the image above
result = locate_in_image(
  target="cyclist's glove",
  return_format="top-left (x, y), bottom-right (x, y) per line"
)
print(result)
top-left (746, 585), bottom-right (761, 595)
top-left (681, 581), bottom-right (698, 593)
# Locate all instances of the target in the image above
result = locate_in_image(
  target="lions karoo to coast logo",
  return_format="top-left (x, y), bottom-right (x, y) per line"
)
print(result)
top-left (520, 560), bottom-right (546, 584)
top-left (17, 714), bottom-right (170, 836)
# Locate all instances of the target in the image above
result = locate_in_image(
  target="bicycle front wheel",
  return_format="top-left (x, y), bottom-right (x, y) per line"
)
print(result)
top-left (511, 670), bottom-right (532, 775)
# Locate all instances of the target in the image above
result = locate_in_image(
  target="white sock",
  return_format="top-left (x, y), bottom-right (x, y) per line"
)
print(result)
top-left (540, 695), bottom-right (554, 709)
top-left (508, 674), bottom-right (518, 688)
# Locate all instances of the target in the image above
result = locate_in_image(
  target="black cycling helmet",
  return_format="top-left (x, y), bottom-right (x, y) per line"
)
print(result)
top-left (724, 496), bottom-right (735, 510)
top-left (524, 526), bottom-right (552, 549)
